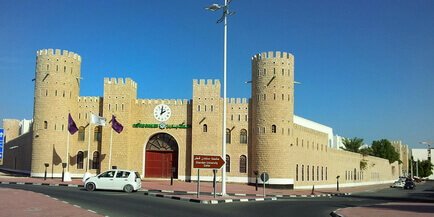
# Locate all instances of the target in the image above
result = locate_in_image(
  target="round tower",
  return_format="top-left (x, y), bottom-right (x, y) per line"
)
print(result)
top-left (251, 51), bottom-right (295, 186)
top-left (31, 49), bottom-right (81, 177)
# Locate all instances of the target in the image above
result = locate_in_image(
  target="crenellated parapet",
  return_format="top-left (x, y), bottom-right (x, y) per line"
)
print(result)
top-left (36, 49), bottom-right (81, 62)
top-left (193, 79), bottom-right (221, 99)
top-left (227, 97), bottom-right (248, 104)
top-left (193, 79), bottom-right (220, 88)
top-left (78, 96), bottom-right (101, 102)
top-left (104, 77), bottom-right (137, 89)
top-left (251, 51), bottom-right (294, 62)
top-left (135, 99), bottom-right (191, 105)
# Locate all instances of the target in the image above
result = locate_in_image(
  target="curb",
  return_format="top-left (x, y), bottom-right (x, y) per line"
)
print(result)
top-left (0, 181), bottom-right (84, 188)
top-left (142, 189), bottom-right (351, 199)
top-left (330, 209), bottom-right (344, 217)
top-left (144, 191), bottom-right (278, 204)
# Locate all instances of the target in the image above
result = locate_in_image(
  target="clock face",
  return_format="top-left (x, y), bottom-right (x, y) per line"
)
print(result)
top-left (154, 104), bottom-right (171, 122)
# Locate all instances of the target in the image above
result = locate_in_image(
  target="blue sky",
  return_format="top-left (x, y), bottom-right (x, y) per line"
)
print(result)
top-left (0, 0), bottom-right (433, 148)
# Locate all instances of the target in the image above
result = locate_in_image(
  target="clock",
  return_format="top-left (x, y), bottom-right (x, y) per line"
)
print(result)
top-left (154, 104), bottom-right (171, 122)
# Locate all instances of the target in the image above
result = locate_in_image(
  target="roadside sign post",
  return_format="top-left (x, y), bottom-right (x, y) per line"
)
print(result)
top-left (260, 172), bottom-right (269, 198)
top-left (213, 169), bottom-right (217, 198)
top-left (193, 155), bottom-right (225, 198)
top-left (197, 169), bottom-right (200, 198)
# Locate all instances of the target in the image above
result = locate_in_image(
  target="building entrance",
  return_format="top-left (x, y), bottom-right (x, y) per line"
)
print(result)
top-left (145, 133), bottom-right (178, 178)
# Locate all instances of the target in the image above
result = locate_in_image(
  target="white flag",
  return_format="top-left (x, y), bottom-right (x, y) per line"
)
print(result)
top-left (90, 114), bottom-right (106, 126)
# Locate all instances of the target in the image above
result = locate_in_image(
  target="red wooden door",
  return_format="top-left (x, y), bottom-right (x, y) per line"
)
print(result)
top-left (145, 151), bottom-right (177, 178)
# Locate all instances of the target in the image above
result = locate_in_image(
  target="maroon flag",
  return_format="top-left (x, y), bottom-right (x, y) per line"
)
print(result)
top-left (68, 113), bottom-right (78, 135)
top-left (111, 115), bottom-right (123, 133)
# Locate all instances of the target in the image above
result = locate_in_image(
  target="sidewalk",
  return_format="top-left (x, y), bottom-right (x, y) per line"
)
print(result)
top-left (332, 202), bottom-right (434, 217)
top-left (0, 187), bottom-right (102, 217)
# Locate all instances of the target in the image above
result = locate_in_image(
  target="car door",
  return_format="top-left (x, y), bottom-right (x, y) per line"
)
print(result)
top-left (97, 170), bottom-right (116, 189)
top-left (114, 171), bottom-right (130, 190)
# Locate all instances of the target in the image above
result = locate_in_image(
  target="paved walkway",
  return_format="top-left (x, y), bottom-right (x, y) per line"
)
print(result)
top-left (333, 202), bottom-right (434, 217)
top-left (0, 187), bottom-right (102, 217)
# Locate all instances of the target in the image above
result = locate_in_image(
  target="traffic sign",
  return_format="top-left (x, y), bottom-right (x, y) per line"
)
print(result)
top-left (193, 155), bottom-right (225, 169)
top-left (260, 172), bottom-right (269, 182)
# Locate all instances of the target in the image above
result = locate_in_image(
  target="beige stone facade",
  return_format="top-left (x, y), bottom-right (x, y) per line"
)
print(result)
top-left (1, 49), bottom-right (400, 188)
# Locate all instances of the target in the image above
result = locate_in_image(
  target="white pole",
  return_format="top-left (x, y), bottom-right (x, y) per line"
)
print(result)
top-left (64, 127), bottom-right (72, 181)
top-left (109, 128), bottom-right (113, 170)
top-left (87, 121), bottom-right (91, 172)
top-left (221, 0), bottom-right (228, 196)
top-left (66, 131), bottom-right (70, 172)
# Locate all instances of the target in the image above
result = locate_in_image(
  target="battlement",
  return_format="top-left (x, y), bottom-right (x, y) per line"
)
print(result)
top-left (36, 49), bottom-right (81, 62)
top-left (78, 96), bottom-right (101, 102)
top-left (251, 51), bottom-right (294, 61)
top-left (104, 77), bottom-right (137, 89)
top-left (193, 79), bottom-right (220, 87)
top-left (135, 99), bottom-right (191, 105)
top-left (227, 98), bottom-right (248, 104)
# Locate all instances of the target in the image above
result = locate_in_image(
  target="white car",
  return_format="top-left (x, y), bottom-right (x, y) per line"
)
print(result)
top-left (390, 180), bottom-right (405, 188)
top-left (84, 169), bottom-right (142, 193)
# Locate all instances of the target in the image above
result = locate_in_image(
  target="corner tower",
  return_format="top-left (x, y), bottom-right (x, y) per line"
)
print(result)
top-left (251, 51), bottom-right (295, 186)
top-left (31, 49), bottom-right (81, 177)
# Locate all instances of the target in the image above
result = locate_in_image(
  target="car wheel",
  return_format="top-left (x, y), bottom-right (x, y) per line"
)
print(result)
top-left (124, 184), bottom-right (134, 193)
top-left (86, 183), bottom-right (96, 191)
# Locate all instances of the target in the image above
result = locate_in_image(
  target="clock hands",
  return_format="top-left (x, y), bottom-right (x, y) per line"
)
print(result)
top-left (160, 106), bottom-right (166, 115)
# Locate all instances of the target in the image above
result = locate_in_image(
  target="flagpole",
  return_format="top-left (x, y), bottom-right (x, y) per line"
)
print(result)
top-left (87, 120), bottom-right (91, 172)
top-left (64, 126), bottom-right (72, 181)
top-left (109, 127), bottom-right (113, 169)
top-left (66, 131), bottom-right (70, 172)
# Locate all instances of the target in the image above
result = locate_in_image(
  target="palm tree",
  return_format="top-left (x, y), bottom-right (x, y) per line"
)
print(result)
top-left (342, 137), bottom-right (364, 153)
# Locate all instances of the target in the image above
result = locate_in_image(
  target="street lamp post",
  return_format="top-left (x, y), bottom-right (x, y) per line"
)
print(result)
top-left (206, 0), bottom-right (235, 196)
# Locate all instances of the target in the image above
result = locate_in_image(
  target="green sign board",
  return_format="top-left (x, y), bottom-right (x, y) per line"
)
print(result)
top-left (132, 123), bottom-right (191, 129)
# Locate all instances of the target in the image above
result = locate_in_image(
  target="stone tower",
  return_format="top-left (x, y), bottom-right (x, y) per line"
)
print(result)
top-left (31, 49), bottom-right (81, 177)
top-left (191, 79), bottom-right (222, 179)
top-left (251, 51), bottom-right (295, 186)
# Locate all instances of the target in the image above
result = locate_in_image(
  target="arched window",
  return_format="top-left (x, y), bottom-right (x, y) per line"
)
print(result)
top-left (76, 151), bottom-right (84, 169)
top-left (302, 165), bottom-right (304, 181)
top-left (240, 129), bottom-right (247, 144)
top-left (78, 126), bottom-right (85, 141)
top-left (226, 128), bottom-right (231, 144)
top-left (92, 151), bottom-right (100, 169)
top-left (226, 155), bottom-right (230, 172)
top-left (239, 155), bottom-right (247, 173)
top-left (296, 164), bottom-right (299, 181)
top-left (44, 121), bottom-right (48, 129)
top-left (203, 124), bottom-right (208, 132)
top-left (312, 166), bottom-right (315, 181)
top-left (271, 125), bottom-right (277, 133)
top-left (94, 126), bottom-right (102, 142)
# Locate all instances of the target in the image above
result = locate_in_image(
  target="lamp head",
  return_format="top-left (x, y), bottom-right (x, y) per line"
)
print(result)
top-left (206, 4), bottom-right (222, 11)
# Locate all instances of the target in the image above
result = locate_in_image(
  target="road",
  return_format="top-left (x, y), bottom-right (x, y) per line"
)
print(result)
top-left (1, 181), bottom-right (433, 217)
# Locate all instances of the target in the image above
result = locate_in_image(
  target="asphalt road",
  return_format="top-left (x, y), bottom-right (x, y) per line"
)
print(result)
top-left (1, 181), bottom-right (433, 217)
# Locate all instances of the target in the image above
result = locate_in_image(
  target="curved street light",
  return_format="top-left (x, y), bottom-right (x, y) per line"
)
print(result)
top-left (205, 0), bottom-right (235, 196)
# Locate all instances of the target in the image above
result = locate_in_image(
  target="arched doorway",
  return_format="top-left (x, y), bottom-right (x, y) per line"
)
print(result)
top-left (145, 133), bottom-right (178, 178)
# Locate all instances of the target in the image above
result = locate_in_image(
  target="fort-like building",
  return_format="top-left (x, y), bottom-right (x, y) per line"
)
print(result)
top-left (1, 49), bottom-right (407, 188)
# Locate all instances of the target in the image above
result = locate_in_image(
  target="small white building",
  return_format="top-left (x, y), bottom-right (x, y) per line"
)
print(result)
top-left (412, 148), bottom-right (434, 180)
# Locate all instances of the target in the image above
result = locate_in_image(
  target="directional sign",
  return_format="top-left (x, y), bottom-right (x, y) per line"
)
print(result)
top-left (260, 172), bottom-right (269, 182)
top-left (193, 155), bottom-right (225, 169)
